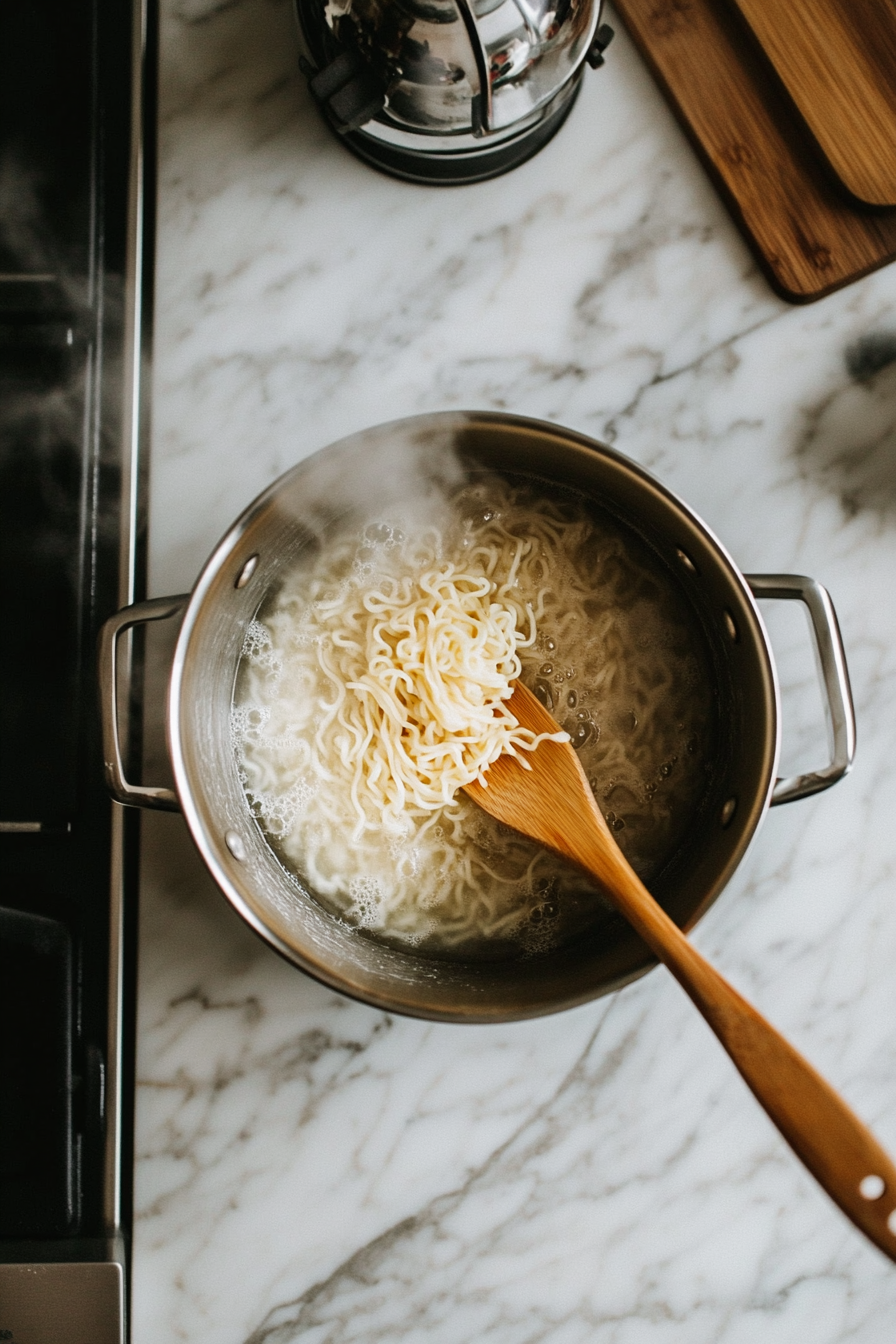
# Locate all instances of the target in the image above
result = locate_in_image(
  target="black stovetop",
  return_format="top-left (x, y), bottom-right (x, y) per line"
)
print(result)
top-left (0, 0), bottom-right (154, 1333)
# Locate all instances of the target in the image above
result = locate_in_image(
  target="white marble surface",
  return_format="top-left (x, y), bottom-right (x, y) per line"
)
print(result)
top-left (136, 0), bottom-right (896, 1338)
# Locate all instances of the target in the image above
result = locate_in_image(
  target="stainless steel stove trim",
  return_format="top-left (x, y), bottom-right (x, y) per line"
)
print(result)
top-left (120, 0), bottom-right (150, 615)
top-left (104, 809), bottom-right (127, 1245)
top-left (104, 0), bottom-right (153, 1267)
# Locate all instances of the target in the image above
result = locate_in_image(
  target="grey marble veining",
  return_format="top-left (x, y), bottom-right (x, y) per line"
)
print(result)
top-left (137, 0), bottom-right (896, 1338)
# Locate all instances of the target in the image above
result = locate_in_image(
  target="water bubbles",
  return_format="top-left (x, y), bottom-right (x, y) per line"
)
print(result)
top-left (539, 662), bottom-right (554, 676)
top-left (241, 621), bottom-right (283, 678)
top-left (241, 620), bottom-right (270, 657)
top-left (567, 689), bottom-right (578, 709)
top-left (231, 703), bottom-right (270, 738)
top-left (605, 810), bottom-right (626, 832)
top-left (241, 775), bottom-right (309, 840)
top-left (564, 716), bottom-right (594, 750)
top-left (545, 638), bottom-right (556, 652)
top-left (519, 873), bottom-right (560, 953)
top-left (364, 522), bottom-right (403, 548)
top-left (529, 898), bottom-right (559, 924)
top-left (534, 680), bottom-right (554, 711)
top-left (348, 874), bottom-right (387, 928)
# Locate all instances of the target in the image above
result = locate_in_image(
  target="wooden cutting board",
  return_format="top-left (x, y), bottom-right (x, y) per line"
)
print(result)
top-left (730, 0), bottom-right (896, 206)
top-left (613, 0), bottom-right (896, 303)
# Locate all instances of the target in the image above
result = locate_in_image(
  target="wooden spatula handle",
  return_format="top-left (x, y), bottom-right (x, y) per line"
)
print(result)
top-left (467, 684), bottom-right (896, 1260)
top-left (577, 833), bottom-right (896, 1262)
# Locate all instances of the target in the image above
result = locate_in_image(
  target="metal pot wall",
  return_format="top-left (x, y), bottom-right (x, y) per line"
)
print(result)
top-left (99, 412), bottom-right (855, 1022)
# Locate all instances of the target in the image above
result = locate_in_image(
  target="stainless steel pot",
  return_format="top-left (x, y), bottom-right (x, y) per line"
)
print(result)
top-left (99, 412), bottom-right (855, 1022)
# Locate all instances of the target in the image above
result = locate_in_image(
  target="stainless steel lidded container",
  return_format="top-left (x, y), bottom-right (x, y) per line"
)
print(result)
top-left (100, 413), bottom-right (855, 1023)
top-left (295, 0), bottom-right (614, 182)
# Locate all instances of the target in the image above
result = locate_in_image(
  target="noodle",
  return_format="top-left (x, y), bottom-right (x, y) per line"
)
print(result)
top-left (233, 478), bottom-right (715, 959)
top-left (322, 563), bottom-right (566, 832)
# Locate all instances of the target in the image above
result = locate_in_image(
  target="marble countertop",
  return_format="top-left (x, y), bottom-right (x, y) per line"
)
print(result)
top-left (136, 0), bottom-right (896, 1338)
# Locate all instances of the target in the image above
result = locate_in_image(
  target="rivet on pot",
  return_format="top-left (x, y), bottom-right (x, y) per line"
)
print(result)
top-left (225, 829), bottom-right (247, 861)
top-left (676, 547), bottom-right (697, 574)
top-left (720, 797), bottom-right (737, 827)
top-left (235, 554), bottom-right (259, 589)
top-left (723, 609), bottom-right (738, 642)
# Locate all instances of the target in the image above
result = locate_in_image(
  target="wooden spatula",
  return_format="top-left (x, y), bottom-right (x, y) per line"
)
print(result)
top-left (464, 681), bottom-right (896, 1262)
top-left (729, 0), bottom-right (896, 206)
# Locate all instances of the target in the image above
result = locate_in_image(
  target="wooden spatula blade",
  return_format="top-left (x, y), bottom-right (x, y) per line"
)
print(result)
top-left (464, 684), bottom-right (633, 894)
top-left (730, 0), bottom-right (896, 206)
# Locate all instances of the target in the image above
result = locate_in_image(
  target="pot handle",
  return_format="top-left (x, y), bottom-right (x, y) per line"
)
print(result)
top-left (745, 574), bottom-right (856, 806)
top-left (98, 595), bottom-right (189, 811)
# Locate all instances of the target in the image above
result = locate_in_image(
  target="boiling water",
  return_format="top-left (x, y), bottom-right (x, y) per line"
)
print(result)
top-left (232, 478), bottom-right (717, 960)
